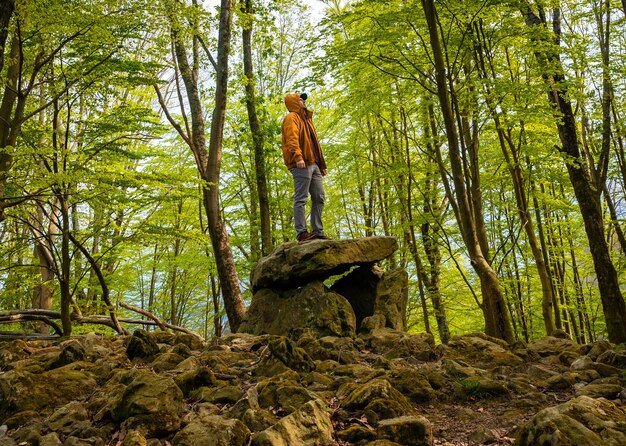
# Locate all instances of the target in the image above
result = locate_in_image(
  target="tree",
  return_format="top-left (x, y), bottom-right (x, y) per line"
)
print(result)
top-left (241, 0), bottom-right (272, 256)
top-left (421, 0), bottom-right (513, 342)
top-left (520, 0), bottom-right (626, 343)
top-left (157, 0), bottom-right (246, 332)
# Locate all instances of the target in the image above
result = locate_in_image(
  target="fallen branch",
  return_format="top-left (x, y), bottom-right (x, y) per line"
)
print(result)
top-left (119, 303), bottom-right (204, 342)
top-left (0, 308), bottom-right (204, 342)
top-left (120, 303), bottom-right (167, 331)
top-left (0, 314), bottom-right (63, 336)
top-left (0, 331), bottom-right (60, 341)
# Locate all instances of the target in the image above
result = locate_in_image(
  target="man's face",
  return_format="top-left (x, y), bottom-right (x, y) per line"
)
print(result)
top-left (299, 98), bottom-right (306, 109)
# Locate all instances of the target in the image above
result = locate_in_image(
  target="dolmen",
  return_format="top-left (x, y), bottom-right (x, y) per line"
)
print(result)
top-left (240, 236), bottom-right (407, 337)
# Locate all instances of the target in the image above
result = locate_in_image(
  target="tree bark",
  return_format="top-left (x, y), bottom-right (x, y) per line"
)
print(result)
top-left (0, 0), bottom-right (13, 75)
top-left (242, 0), bottom-right (272, 256)
top-left (31, 205), bottom-right (56, 334)
top-left (472, 20), bottom-right (556, 336)
top-left (421, 0), bottom-right (513, 342)
top-left (521, 2), bottom-right (626, 343)
top-left (167, 0), bottom-right (246, 332)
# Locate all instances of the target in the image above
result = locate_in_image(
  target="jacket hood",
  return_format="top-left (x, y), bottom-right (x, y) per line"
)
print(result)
top-left (284, 93), bottom-right (314, 119)
top-left (284, 93), bottom-right (303, 113)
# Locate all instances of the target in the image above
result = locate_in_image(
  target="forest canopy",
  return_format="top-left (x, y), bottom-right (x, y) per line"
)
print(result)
top-left (1, 0), bottom-right (626, 345)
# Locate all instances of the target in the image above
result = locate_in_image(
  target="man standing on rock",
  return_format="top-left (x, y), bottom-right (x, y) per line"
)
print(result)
top-left (282, 92), bottom-right (328, 242)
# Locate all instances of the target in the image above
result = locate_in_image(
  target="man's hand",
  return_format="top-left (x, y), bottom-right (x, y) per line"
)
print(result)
top-left (321, 169), bottom-right (327, 176)
top-left (296, 160), bottom-right (306, 169)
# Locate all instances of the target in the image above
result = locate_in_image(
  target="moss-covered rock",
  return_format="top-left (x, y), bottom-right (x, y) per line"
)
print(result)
top-left (48, 340), bottom-right (86, 370)
top-left (240, 281), bottom-right (356, 337)
top-left (377, 416), bottom-right (433, 446)
top-left (336, 425), bottom-right (377, 443)
top-left (250, 236), bottom-right (398, 292)
top-left (459, 376), bottom-right (508, 398)
top-left (126, 330), bottom-right (160, 360)
top-left (0, 365), bottom-right (97, 419)
top-left (173, 366), bottom-right (217, 396)
top-left (527, 336), bottom-right (585, 358)
top-left (338, 378), bottom-right (414, 420)
top-left (111, 370), bottom-right (183, 437)
top-left (516, 396), bottom-right (626, 445)
top-left (360, 329), bottom-right (435, 361)
top-left (257, 378), bottom-right (318, 414)
top-left (251, 399), bottom-right (333, 446)
top-left (386, 368), bottom-right (435, 403)
top-left (268, 336), bottom-right (315, 372)
top-left (172, 414), bottom-right (250, 446)
top-left (46, 401), bottom-right (88, 434)
top-left (445, 333), bottom-right (523, 369)
top-left (150, 352), bottom-right (185, 372)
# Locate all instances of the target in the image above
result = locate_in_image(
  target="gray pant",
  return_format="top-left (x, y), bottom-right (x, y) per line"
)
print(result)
top-left (290, 164), bottom-right (325, 235)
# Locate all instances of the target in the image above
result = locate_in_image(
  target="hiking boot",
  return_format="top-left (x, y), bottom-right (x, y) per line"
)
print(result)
top-left (312, 233), bottom-right (329, 240)
top-left (296, 231), bottom-right (315, 242)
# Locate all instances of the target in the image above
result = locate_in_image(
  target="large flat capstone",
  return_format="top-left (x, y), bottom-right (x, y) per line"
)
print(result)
top-left (250, 236), bottom-right (398, 293)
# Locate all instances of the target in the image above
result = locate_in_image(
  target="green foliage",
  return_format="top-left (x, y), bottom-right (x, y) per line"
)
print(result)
top-left (0, 0), bottom-right (624, 342)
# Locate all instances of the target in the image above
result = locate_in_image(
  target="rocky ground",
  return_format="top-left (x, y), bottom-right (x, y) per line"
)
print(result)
top-left (0, 327), bottom-right (625, 446)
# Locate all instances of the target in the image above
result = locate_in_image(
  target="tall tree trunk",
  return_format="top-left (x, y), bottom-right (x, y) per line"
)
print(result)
top-left (0, 0), bottom-right (13, 76)
top-left (0, 27), bottom-right (20, 222)
top-left (32, 205), bottom-right (55, 334)
top-left (472, 20), bottom-right (556, 335)
top-left (165, 0), bottom-right (246, 332)
top-left (521, 2), bottom-right (626, 343)
top-left (421, 0), bottom-right (513, 342)
top-left (242, 0), bottom-right (272, 256)
top-left (204, 0), bottom-right (246, 332)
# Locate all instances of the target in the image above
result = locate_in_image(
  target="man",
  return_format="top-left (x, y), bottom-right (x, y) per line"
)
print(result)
top-left (282, 92), bottom-right (328, 242)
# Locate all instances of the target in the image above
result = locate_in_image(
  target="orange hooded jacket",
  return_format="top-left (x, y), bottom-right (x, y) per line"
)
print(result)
top-left (281, 93), bottom-right (327, 172)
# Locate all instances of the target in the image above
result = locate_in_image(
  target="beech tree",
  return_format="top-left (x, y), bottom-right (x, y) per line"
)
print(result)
top-left (520, 0), bottom-right (626, 344)
top-left (157, 0), bottom-right (246, 332)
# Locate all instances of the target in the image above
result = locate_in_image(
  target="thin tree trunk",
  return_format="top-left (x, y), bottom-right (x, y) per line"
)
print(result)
top-left (166, 0), bottom-right (246, 332)
top-left (421, 0), bottom-right (513, 342)
top-left (0, 0), bottom-right (13, 76)
top-left (242, 0), bottom-right (272, 256)
top-left (521, 2), bottom-right (626, 343)
top-left (32, 205), bottom-right (55, 334)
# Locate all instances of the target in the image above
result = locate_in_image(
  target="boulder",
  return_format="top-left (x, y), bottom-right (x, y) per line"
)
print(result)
top-left (126, 330), bottom-right (160, 360)
top-left (174, 367), bottom-right (217, 396)
top-left (361, 329), bottom-right (435, 361)
top-left (268, 337), bottom-right (315, 373)
top-left (515, 395), bottom-right (626, 446)
top-left (239, 281), bottom-right (356, 337)
top-left (111, 370), bottom-right (183, 437)
top-left (386, 368), bottom-right (436, 403)
top-left (39, 433), bottom-right (62, 446)
top-left (48, 340), bottom-right (86, 369)
top-left (444, 333), bottom-right (524, 369)
top-left (250, 236), bottom-right (398, 292)
top-left (338, 378), bottom-right (414, 424)
top-left (527, 336), bottom-right (584, 358)
top-left (0, 365), bottom-right (97, 419)
top-left (597, 350), bottom-right (626, 369)
top-left (251, 399), bottom-right (333, 446)
top-left (172, 414), bottom-right (250, 446)
top-left (46, 401), bottom-right (88, 434)
top-left (574, 382), bottom-right (623, 399)
top-left (374, 269), bottom-right (408, 331)
top-left (256, 378), bottom-right (318, 414)
top-left (122, 430), bottom-right (147, 446)
top-left (377, 416), bottom-right (433, 446)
